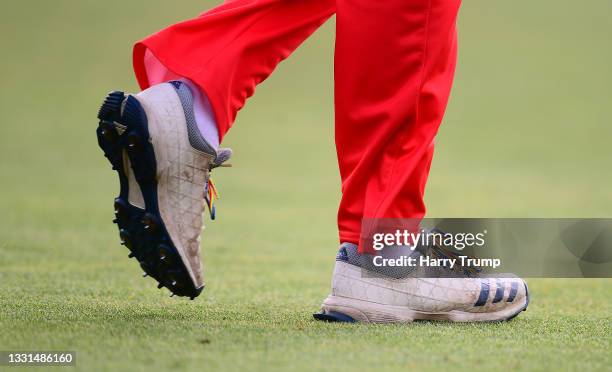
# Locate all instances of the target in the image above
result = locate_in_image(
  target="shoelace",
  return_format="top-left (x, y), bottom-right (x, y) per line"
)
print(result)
top-left (420, 228), bottom-right (482, 277)
top-left (203, 151), bottom-right (232, 220)
top-left (204, 178), bottom-right (219, 220)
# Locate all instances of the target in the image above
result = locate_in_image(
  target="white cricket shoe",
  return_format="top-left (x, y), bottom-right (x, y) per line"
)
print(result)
top-left (314, 243), bottom-right (529, 323)
top-left (96, 81), bottom-right (230, 299)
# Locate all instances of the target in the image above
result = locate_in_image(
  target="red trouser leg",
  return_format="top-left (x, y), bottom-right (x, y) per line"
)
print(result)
top-left (334, 0), bottom-right (461, 250)
top-left (133, 0), bottom-right (335, 142)
top-left (133, 0), bottom-right (460, 251)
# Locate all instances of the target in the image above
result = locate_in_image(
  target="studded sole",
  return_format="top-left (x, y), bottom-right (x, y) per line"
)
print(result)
top-left (96, 91), bottom-right (203, 299)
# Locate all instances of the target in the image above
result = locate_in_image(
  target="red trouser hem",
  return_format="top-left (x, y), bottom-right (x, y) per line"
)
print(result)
top-left (133, 42), bottom-right (228, 143)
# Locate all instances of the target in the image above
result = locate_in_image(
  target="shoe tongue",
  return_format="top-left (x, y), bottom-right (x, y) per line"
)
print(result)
top-left (212, 148), bottom-right (232, 168)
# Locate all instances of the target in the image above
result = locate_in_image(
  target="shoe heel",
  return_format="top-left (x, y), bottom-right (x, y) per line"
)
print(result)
top-left (96, 91), bottom-right (126, 173)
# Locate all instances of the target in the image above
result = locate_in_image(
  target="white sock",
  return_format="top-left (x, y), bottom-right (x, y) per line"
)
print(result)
top-left (179, 78), bottom-right (220, 150)
top-left (142, 50), bottom-right (220, 150)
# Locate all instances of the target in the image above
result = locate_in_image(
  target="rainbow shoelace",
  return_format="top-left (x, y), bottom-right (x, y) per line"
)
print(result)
top-left (204, 178), bottom-right (219, 220)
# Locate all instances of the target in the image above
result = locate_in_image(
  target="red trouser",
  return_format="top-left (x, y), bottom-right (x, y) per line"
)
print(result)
top-left (133, 0), bottom-right (461, 251)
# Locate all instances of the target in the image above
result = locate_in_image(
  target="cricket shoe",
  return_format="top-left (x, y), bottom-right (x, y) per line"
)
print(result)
top-left (314, 243), bottom-right (529, 323)
top-left (96, 81), bottom-right (231, 299)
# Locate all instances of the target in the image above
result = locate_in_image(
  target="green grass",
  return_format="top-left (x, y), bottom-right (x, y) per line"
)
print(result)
top-left (0, 0), bottom-right (611, 371)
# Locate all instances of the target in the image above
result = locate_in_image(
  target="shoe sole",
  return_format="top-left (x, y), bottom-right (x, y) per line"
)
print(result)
top-left (314, 283), bottom-right (529, 323)
top-left (96, 91), bottom-right (203, 299)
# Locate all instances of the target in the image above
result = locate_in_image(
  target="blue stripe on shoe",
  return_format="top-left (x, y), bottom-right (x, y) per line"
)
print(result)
top-left (474, 279), bottom-right (490, 307)
top-left (507, 281), bottom-right (519, 302)
top-left (493, 279), bottom-right (504, 303)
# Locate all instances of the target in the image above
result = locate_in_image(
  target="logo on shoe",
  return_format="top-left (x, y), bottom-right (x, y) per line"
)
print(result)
top-left (336, 247), bottom-right (349, 262)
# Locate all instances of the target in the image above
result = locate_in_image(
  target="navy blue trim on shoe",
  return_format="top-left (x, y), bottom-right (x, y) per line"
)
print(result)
top-left (313, 311), bottom-right (356, 323)
top-left (507, 281), bottom-right (519, 302)
top-left (505, 281), bottom-right (529, 321)
top-left (474, 279), bottom-right (490, 307)
top-left (493, 279), bottom-right (504, 303)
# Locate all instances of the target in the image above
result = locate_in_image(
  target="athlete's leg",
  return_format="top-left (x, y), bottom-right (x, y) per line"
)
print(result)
top-left (334, 0), bottom-right (461, 249)
top-left (133, 0), bottom-right (336, 143)
top-left (317, 1), bottom-right (528, 323)
top-left (97, 0), bottom-right (335, 297)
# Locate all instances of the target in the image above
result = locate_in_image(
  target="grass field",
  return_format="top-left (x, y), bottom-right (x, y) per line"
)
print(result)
top-left (0, 1), bottom-right (611, 371)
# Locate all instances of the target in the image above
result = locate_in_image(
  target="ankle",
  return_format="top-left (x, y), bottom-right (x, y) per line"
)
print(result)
top-left (178, 78), bottom-right (220, 150)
